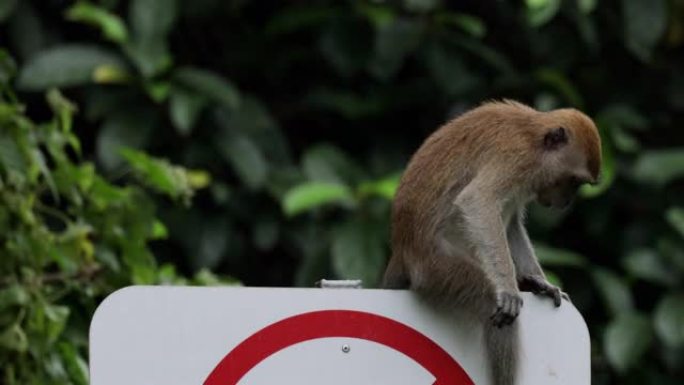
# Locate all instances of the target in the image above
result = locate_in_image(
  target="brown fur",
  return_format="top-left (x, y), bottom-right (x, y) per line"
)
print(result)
top-left (384, 100), bottom-right (601, 385)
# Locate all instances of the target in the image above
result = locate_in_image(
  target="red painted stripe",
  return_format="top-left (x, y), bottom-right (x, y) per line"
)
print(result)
top-left (204, 310), bottom-right (474, 385)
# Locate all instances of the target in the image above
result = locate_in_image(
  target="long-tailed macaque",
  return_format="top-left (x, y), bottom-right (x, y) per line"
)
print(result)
top-left (383, 100), bottom-right (601, 385)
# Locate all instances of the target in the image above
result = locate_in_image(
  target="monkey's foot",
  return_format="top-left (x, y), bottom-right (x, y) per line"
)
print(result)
top-left (491, 290), bottom-right (523, 328)
top-left (518, 275), bottom-right (569, 307)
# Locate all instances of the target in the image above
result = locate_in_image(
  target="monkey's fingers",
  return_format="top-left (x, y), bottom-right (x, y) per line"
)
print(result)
top-left (490, 310), bottom-right (502, 327)
top-left (561, 291), bottom-right (571, 302)
top-left (492, 297), bottom-right (522, 327)
top-left (491, 305), bottom-right (508, 327)
top-left (551, 288), bottom-right (562, 307)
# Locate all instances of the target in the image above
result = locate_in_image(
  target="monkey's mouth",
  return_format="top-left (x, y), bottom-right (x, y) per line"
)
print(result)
top-left (538, 197), bottom-right (572, 209)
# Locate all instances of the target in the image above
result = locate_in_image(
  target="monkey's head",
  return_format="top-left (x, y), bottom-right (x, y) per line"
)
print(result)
top-left (534, 109), bottom-right (602, 209)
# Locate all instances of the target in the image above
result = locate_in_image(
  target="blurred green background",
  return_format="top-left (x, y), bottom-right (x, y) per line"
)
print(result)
top-left (1, 0), bottom-right (683, 383)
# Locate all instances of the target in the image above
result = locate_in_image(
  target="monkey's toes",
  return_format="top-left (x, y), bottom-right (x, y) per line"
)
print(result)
top-left (521, 275), bottom-right (569, 307)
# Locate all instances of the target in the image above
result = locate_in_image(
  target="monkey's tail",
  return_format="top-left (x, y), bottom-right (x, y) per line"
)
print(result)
top-left (484, 321), bottom-right (519, 385)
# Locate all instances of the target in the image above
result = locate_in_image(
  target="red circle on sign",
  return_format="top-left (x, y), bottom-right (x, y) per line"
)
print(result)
top-left (203, 310), bottom-right (474, 385)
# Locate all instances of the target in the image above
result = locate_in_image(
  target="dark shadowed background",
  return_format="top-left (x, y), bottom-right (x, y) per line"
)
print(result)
top-left (1, 0), bottom-right (683, 384)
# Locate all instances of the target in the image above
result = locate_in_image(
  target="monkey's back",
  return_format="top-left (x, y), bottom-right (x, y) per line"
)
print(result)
top-left (391, 101), bottom-right (540, 258)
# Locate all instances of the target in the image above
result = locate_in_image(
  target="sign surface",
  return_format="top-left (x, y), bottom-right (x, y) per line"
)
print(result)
top-left (89, 286), bottom-right (590, 385)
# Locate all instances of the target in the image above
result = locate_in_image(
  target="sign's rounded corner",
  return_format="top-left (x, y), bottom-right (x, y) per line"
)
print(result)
top-left (566, 300), bottom-right (591, 344)
top-left (89, 286), bottom-right (145, 337)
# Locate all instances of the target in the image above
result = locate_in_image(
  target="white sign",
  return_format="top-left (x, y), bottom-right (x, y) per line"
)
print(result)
top-left (89, 286), bottom-right (590, 385)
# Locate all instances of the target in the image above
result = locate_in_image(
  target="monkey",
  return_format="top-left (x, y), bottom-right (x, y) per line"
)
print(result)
top-left (383, 100), bottom-right (601, 385)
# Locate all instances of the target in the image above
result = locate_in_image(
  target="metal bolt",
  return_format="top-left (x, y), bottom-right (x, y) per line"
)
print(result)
top-left (341, 344), bottom-right (350, 353)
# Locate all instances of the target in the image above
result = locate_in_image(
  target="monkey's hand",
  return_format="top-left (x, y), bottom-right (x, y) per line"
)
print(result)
top-left (491, 290), bottom-right (523, 328)
top-left (518, 274), bottom-right (569, 307)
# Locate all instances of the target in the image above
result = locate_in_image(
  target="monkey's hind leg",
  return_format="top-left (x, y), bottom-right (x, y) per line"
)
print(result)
top-left (382, 255), bottom-right (410, 289)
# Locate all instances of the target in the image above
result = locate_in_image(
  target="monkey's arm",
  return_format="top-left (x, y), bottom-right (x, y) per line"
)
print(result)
top-left (506, 211), bottom-right (544, 277)
top-left (453, 179), bottom-right (522, 326)
top-left (507, 211), bottom-right (567, 306)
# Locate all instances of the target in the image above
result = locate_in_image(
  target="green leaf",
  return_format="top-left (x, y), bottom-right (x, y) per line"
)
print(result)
top-left (358, 173), bottom-right (401, 200)
top-left (597, 104), bottom-right (649, 131)
top-left (17, 45), bottom-right (126, 91)
top-left (435, 13), bottom-right (487, 38)
top-left (265, 6), bottom-right (335, 35)
top-left (43, 304), bottom-right (70, 343)
top-left (623, 248), bottom-right (678, 286)
top-left (126, 0), bottom-right (177, 77)
top-left (0, 0), bottom-right (17, 22)
top-left (611, 126), bottom-right (640, 153)
top-left (120, 148), bottom-right (191, 199)
top-left (92, 64), bottom-right (131, 84)
top-left (95, 245), bottom-right (121, 272)
top-left (632, 149), bottom-right (684, 186)
top-left (368, 18), bottom-right (423, 80)
top-left (578, 0), bottom-right (598, 13)
top-left (654, 294), bottom-right (684, 347)
top-left (302, 144), bottom-right (363, 184)
top-left (0, 323), bottom-right (28, 352)
top-left (130, 0), bottom-right (177, 40)
top-left (403, 0), bottom-right (440, 13)
top-left (332, 220), bottom-right (386, 287)
top-left (307, 88), bottom-right (385, 119)
top-left (66, 1), bottom-right (129, 44)
top-left (186, 169), bottom-right (211, 189)
top-left (666, 207), bottom-right (684, 239)
top-left (658, 237), bottom-right (684, 273)
top-left (253, 218), bottom-right (279, 251)
top-left (282, 182), bottom-right (355, 216)
top-left (525, 0), bottom-right (561, 27)
top-left (535, 68), bottom-right (584, 108)
top-left (191, 218), bottom-right (229, 270)
top-left (425, 42), bottom-right (479, 95)
top-left (450, 37), bottom-right (514, 75)
top-left (604, 312), bottom-right (653, 372)
top-left (0, 130), bottom-right (28, 175)
top-left (318, 16), bottom-right (372, 77)
top-left (213, 98), bottom-right (291, 165)
top-left (622, 0), bottom-right (666, 61)
top-left (7, 1), bottom-right (47, 61)
top-left (96, 110), bottom-right (154, 169)
top-left (190, 268), bottom-right (215, 285)
top-left (0, 49), bottom-right (17, 84)
top-left (218, 135), bottom-right (268, 190)
top-left (543, 270), bottom-right (562, 287)
top-left (144, 80), bottom-right (170, 103)
top-left (357, 2), bottom-right (395, 29)
top-left (591, 268), bottom-right (633, 316)
top-left (151, 220), bottom-right (168, 239)
top-left (58, 343), bottom-right (89, 385)
top-left (534, 244), bottom-right (588, 267)
top-left (173, 67), bottom-right (240, 109)
top-left (169, 87), bottom-right (207, 136)
top-left (0, 285), bottom-right (30, 310)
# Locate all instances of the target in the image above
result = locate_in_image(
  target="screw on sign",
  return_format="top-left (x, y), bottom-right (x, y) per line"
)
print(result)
top-left (204, 310), bottom-right (474, 385)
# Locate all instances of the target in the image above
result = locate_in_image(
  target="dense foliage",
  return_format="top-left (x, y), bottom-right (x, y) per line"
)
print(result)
top-left (1, 0), bottom-right (684, 383)
top-left (0, 50), bottom-right (222, 384)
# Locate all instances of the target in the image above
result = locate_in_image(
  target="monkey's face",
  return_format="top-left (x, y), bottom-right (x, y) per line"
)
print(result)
top-left (535, 120), bottom-right (600, 209)
top-left (536, 175), bottom-right (583, 209)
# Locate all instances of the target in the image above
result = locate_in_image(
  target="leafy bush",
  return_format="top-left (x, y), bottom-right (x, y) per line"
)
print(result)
top-left (0, 51), bottom-right (221, 383)
top-left (1, 0), bottom-right (684, 383)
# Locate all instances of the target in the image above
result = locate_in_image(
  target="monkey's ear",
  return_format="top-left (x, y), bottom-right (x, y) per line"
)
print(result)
top-left (543, 127), bottom-right (568, 150)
